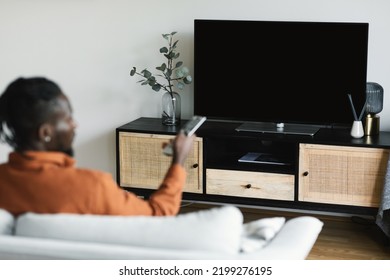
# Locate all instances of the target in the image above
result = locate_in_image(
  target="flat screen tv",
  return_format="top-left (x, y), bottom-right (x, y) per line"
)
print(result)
top-left (194, 19), bottom-right (369, 135)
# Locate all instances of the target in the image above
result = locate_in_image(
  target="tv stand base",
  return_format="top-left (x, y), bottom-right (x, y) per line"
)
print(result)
top-left (236, 121), bottom-right (320, 136)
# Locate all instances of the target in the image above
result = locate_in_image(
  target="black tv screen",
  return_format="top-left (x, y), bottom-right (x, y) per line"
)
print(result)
top-left (194, 19), bottom-right (369, 129)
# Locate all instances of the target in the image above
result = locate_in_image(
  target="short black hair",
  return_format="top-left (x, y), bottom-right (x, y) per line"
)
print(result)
top-left (0, 77), bottom-right (63, 149)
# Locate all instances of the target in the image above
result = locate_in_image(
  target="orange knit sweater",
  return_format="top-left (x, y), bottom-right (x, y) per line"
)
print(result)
top-left (0, 151), bottom-right (185, 216)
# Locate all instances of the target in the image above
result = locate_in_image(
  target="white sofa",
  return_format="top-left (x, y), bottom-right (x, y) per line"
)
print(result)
top-left (0, 206), bottom-right (323, 260)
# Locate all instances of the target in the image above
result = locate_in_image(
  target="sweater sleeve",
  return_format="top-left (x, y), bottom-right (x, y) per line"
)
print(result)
top-left (97, 164), bottom-right (186, 216)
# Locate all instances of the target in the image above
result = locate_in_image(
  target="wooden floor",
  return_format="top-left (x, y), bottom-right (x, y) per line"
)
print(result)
top-left (179, 202), bottom-right (390, 260)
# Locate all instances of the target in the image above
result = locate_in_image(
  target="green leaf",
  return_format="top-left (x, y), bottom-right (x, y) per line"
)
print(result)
top-left (152, 84), bottom-right (161, 91)
top-left (175, 68), bottom-right (184, 78)
top-left (156, 63), bottom-right (166, 72)
top-left (177, 82), bottom-right (184, 90)
top-left (172, 40), bottom-right (178, 49)
top-left (130, 67), bottom-right (136, 76)
top-left (166, 69), bottom-right (172, 78)
top-left (184, 75), bottom-right (192, 84)
top-left (174, 53), bottom-right (180, 59)
top-left (171, 31), bottom-right (177, 36)
top-left (162, 33), bottom-right (170, 40)
top-left (160, 47), bottom-right (168, 54)
top-left (141, 69), bottom-right (152, 78)
top-left (175, 61), bottom-right (183, 68)
top-left (181, 66), bottom-right (189, 75)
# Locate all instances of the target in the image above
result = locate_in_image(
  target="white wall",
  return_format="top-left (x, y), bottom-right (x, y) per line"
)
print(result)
top-left (1, 0), bottom-right (390, 178)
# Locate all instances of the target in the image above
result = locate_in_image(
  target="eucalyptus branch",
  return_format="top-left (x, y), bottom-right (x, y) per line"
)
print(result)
top-left (130, 31), bottom-right (192, 97)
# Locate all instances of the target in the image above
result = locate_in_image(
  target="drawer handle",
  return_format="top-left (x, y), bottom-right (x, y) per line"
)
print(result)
top-left (192, 163), bottom-right (199, 168)
top-left (303, 171), bottom-right (309, 176)
top-left (245, 184), bottom-right (252, 189)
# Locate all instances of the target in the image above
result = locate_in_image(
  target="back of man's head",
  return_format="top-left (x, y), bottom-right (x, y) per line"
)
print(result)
top-left (0, 77), bottom-right (62, 150)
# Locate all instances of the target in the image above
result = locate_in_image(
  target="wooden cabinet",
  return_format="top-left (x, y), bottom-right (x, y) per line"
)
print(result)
top-left (118, 132), bottom-right (203, 193)
top-left (116, 118), bottom-right (390, 214)
top-left (299, 144), bottom-right (389, 207)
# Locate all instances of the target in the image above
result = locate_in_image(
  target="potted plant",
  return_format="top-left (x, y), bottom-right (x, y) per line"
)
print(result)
top-left (130, 31), bottom-right (192, 126)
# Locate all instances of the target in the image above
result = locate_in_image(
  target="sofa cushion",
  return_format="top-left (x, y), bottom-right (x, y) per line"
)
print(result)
top-left (15, 205), bottom-right (244, 254)
top-left (0, 208), bottom-right (14, 235)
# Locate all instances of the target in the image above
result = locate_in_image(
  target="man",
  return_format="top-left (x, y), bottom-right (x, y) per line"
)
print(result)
top-left (0, 77), bottom-right (196, 216)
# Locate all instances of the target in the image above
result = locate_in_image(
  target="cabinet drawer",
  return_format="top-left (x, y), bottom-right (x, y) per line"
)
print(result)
top-left (206, 169), bottom-right (294, 201)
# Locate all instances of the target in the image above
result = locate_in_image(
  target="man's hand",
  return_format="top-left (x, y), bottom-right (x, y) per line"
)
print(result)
top-left (165, 132), bottom-right (196, 166)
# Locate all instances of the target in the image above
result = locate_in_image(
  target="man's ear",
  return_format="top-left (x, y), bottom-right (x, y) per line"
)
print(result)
top-left (38, 123), bottom-right (54, 143)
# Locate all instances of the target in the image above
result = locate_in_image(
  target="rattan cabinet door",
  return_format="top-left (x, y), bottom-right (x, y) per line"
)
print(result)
top-left (118, 132), bottom-right (203, 193)
top-left (299, 143), bottom-right (388, 207)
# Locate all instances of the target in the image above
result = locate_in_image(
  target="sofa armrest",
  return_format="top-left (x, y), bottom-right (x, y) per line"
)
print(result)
top-left (236, 216), bottom-right (323, 260)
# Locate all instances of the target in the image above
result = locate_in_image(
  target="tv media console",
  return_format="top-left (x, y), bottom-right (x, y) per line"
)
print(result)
top-left (116, 117), bottom-right (390, 215)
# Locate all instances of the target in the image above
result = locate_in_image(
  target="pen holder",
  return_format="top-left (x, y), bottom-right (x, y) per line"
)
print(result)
top-left (351, 121), bottom-right (364, 138)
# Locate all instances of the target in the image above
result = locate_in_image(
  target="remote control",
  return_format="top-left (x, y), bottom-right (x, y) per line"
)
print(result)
top-left (163, 116), bottom-right (207, 156)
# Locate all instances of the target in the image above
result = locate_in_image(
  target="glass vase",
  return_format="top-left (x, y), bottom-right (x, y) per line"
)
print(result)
top-left (162, 91), bottom-right (181, 126)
